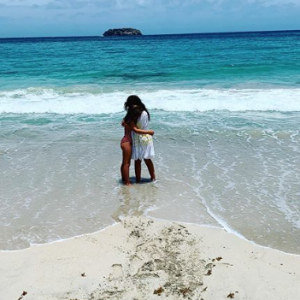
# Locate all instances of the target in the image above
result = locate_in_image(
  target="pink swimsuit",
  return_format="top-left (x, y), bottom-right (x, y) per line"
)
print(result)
top-left (121, 127), bottom-right (132, 144)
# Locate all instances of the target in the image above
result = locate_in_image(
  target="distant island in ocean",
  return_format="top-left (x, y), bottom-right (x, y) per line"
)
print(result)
top-left (103, 28), bottom-right (142, 37)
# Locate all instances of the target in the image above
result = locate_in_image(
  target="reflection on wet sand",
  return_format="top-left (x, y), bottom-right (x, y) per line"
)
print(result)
top-left (112, 178), bottom-right (158, 222)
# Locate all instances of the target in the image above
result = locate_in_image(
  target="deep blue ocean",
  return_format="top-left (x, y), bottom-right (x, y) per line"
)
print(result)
top-left (0, 31), bottom-right (299, 253)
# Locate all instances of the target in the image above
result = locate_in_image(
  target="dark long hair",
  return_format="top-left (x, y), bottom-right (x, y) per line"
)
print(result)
top-left (124, 95), bottom-right (150, 120)
top-left (124, 105), bottom-right (144, 124)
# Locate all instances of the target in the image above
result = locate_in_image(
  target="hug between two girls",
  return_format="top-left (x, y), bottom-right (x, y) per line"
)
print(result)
top-left (120, 95), bottom-right (156, 185)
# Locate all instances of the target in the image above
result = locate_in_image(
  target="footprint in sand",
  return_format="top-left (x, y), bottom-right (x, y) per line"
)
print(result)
top-left (109, 264), bottom-right (124, 280)
top-left (129, 255), bottom-right (144, 276)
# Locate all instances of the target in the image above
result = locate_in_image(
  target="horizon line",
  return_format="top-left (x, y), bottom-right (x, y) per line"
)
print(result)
top-left (0, 29), bottom-right (299, 40)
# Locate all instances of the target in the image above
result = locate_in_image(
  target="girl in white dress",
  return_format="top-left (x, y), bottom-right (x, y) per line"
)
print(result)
top-left (121, 106), bottom-right (154, 186)
top-left (124, 96), bottom-right (156, 183)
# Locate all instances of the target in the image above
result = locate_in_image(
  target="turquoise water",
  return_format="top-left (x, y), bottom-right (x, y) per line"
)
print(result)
top-left (0, 31), bottom-right (299, 253)
top-left (1, 31), bottom-right (300, 91)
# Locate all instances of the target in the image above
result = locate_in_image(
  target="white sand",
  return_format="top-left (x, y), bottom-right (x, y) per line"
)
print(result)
top-left (0, 216), bottom-right (299, 300)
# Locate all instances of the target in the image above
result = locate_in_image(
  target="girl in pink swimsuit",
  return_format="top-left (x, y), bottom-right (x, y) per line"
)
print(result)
top-left (121, 105), bottom-right (154, 185)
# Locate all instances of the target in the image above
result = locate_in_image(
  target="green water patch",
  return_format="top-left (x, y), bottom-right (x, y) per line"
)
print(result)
top-left (21, 118), bottom-right (53, 125)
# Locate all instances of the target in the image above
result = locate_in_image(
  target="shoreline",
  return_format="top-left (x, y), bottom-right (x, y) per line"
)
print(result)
top-left (1, 215), bottom-right (299, 257)
top-left (148, 216), bottom-right (300, 257)
top-left (1, 216), bottom-right (299, 300)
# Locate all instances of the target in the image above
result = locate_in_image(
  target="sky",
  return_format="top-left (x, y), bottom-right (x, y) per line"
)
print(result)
top-left (0, 0), bottom-right (300, 37)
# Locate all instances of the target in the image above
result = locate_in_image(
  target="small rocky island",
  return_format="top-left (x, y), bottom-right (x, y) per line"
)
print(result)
top-left (103, 28), bottom-right (142, 37)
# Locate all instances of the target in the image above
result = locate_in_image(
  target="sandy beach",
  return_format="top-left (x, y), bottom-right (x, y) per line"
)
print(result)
top-left (0, 216), bottom-right (299, 300)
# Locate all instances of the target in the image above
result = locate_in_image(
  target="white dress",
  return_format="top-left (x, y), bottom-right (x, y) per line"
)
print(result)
top-left (131, 111), bottom-right (155, 160)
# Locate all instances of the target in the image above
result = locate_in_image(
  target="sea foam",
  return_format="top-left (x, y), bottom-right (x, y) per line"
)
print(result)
top-left (1, 87), bottom-right (300, 114)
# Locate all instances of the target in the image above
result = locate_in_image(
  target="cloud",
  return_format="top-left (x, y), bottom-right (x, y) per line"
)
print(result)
top-left (113, 0), bottom-right (300, 9)
top-left (1, 0), bottom-right (300, 8)
top-left (1, 0), bottom-right (299, 37)
top-left (0, 0), bottom-right (52, 5)
top-left (247, 0), bottom-right (300, 5)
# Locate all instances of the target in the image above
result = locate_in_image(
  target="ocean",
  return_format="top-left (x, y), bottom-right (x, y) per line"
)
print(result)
top-left (0, 31), bottom-right (299, 254)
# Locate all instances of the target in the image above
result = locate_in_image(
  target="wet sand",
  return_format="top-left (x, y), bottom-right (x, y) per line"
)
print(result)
top-left (0, 216), bottom-right (299, 300)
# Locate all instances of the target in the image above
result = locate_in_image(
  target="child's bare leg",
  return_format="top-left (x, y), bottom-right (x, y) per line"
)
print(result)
top-left (121, 142), bottom-right (132, 185)
top-left (120, 163), bottom-right (125, 182)
top-left (144, 159), bottom-right (156, 181)
top-left (135, 159), bottom-right (142, 183)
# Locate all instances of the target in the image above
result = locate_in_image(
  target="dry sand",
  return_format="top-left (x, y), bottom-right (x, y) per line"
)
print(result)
top-left (0, 216), bottom-right (299, 300)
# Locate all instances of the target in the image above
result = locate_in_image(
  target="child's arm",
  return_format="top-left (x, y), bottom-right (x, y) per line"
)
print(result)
top-left (129, 121), bottom-right (154, 136)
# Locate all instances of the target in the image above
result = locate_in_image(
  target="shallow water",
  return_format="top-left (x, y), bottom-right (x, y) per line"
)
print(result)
top-left (1, 111), bottom-right (299, 253)
top-left (0, 32), bottom-right (300, 253)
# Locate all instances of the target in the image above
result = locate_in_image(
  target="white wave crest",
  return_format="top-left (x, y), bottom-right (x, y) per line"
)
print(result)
top-left (0, 87), bottom-right (300, 114)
